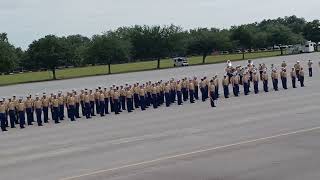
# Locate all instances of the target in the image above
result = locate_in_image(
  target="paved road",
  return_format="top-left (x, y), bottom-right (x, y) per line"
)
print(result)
top-left (0, 52), bottom-right (319, 97)
top-left (0, 53), bottom-right (319, 180)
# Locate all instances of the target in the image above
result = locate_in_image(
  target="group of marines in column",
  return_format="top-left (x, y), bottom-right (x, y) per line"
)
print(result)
top-left (0, 59), bottom-right (315, 132)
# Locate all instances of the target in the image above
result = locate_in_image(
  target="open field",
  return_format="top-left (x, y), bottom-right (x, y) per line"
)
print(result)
top-left (0, 51), bottom-right (282, 86)
top-left (0, 53), bottom-right (319, 180)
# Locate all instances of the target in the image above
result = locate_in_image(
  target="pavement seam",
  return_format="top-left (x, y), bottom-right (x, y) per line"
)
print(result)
top-left (59, 126), bottom-right (320, 180)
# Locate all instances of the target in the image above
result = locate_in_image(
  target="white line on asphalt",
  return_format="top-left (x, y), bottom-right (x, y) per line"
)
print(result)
top-left (60, 126), bottom-right (320, 180)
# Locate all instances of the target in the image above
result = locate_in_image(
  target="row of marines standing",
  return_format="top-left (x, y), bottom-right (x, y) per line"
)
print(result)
top-left (0, 60), bottom-right (314, 132)
top-left (0, 76), bottom-right (221, 131)
top-left (221, 60), bottom-right (309, 98)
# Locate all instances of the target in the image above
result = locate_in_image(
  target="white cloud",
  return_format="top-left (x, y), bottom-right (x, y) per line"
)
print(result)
top-left (1, 0), bottom-right (319, 49)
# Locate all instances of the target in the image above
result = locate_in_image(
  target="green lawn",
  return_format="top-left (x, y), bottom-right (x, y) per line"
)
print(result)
top-left (0, 51), bottom-right (282, 86)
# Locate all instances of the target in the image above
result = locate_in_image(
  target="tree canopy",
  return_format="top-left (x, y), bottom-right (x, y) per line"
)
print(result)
top-left (1, 15), bottom-right (319, 77)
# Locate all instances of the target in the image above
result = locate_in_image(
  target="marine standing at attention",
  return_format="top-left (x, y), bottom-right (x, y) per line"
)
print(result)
top-left (280, 68), bottom-right (288, 89)
top-left (17, 97), bottom-right (26, 128)
top-left (290, 67), bottom-right (297, 88)
top-left (252, 70), bottom-right (259, 94)
top-left (34, 95), bottom-right (43, 126)
top-left (0, 99), bottom-right (8, 131)
top-left (208, 80), bottom-right (216, 107)
top-left (307, 60), bottom-right (313, 77)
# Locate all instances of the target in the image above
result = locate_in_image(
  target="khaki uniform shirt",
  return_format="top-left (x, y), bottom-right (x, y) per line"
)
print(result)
top-left (8, 102), bottom-right (16, 110)
top-left (0, 104), bottom-right (6, 113)
top-left (99, 93), bottom-right (105, 101)
top-left (113, 91), bottom-right (120, 100)
top-left (34, 100), bottom-right (43, 109)
top-left (189, 82), bottom-right (195, 90)
top-left (84, 95), bottom-right (90, 103)
top-left (263, 73), bottom-right (268, 81)
top-left (126, 90), bottom-right (133, 98)
top-left (139, 89), bottom-right (145, 96)
top-left (42, 97), bottom-right (50, 107)
top-left (222, 78), bottom-right (229, 86)
top-left (25, 99), bottom-right (33, 108)
top-left (68, 96), bottom-right (76, 106)
top-left (58, 96), bottom-right (64, 105)
top-left (253, 74), bottom-right (259, 82)
top-left (89, 94), bottom-right (95, 101)
top-left (17, 102), bottom-right (26, 111)
top-left (290, 71), bottom-right (296, 78)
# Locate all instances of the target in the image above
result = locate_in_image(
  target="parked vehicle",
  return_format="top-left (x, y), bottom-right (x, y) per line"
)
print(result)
top-left (173, 57), bottom-right (189, 67)
top-left (235, 50), bottom-right (242, 54)
top-left (287, 41), bottom-right (316, 54)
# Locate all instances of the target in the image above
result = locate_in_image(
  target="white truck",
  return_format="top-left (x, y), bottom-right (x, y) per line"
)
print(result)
top-left (287, 41), bottom-right (316, 54)
top-left (173, 57), bottom-right (189, 67)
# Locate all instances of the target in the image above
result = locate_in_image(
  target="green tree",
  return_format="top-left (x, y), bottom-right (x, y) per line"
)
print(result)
top-left (114, 25), bottom-right (185, 68)
top-left (0, 41), bottom-right (18, 73)
top-left (27, 35), bottom-right (67, 80)
top-left (303, 20), bottom-right (320, 43)
top-left (0, 33), bottom-right (18, 73)
top-left (231, 25), bottom-right (255, 59)
top-left (64, 35), bottom-right (90, 66)
top-left (86, 33), bottom-right (131, 74)
top-left (188, 28), bottom-right (228, 64)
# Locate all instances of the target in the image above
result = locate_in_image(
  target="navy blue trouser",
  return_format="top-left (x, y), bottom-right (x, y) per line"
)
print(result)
top-left (69, 105), bottom-right (76, 121)
top-left (127, 98), bottom-right (133, 112)
top-left (292, 77), bottom-right (296, 88)
top-left (309, 68), bottom-right (312, 77)
top-left (43, 107), bottom-right (49, 123)
top-left (35, 108), bottom-right (42, 126)
top-left (254, 81), bottom-right (259, 94)
top-left (189, 90), bottom-right (195, 103)
top-left (85, 103), bottom-right (91, 119)
top-left (114, 99), bottom-right (120, 114)
top-left (81, 101), bottom-right (85, 116)
top-left (104, 98), bottom-right (109, 114)
top-left (263, 80), bottom-right (269, 92)
top-left (165, 93), bottom-right (170, 107)
top-left (95, 100), bottom-right (100, 114)
top-left (140, 96), bottom-right (146, 110)
top-left (90, 101), bottom-right (95, 116)
top-left (75, 103), bottom-right (80, 118)
top-left (146, 93), bottom-right (151, 106)
top-left (26, 108), bottom-right (33, 125)
top-left (223, 85), bottom-right (229, 98)
top-left (52, 107), bottom-right (60, 123)
top-left (134, 94), bottom-right (140, 108)
top-left (210, 91), bottom-right (216, 107)
top-left (244, 83), bottom-right (249, 95)
top-left (300, 76), bottom-right (304, 87)
top-left (273, 79), bottom-right (278, 91)
top-left (18, 111), bottom-right (26, 128)
top-left (177, 91), bottom-right (182, 105)
top-left (120, 96), bottom-right (126, 110)
top-left (215, 86), bottom-right (219, 99)
top-left (201, 88), bottom-right (205, 101)
top-left (194, 86), bottom-right (199, 100)
top-left (0, 113), bottom-right (7, 131)
top-left (59, 105), bottom-right (64, 120)
top-left (281, 77), bottom-right (287, 89)
top-left (9, 110), bottom-right (16, 128)
top-left (182, 88), bottom-right (187, 101)
top-left (152, 94), bottom-right (157, 108)
top-left (99, 101), bottom-right (105, 116)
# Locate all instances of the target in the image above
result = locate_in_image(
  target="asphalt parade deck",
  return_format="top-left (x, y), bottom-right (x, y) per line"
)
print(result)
top-left (0, 52), bottom-right (319, 180)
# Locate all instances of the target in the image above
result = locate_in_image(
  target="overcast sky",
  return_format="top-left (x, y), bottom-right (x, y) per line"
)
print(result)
top-left (1, 0), bottom-right (319, 49)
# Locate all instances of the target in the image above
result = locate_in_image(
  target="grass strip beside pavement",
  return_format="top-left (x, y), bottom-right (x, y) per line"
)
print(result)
top-left (0, 51), bottom-right (282, 86)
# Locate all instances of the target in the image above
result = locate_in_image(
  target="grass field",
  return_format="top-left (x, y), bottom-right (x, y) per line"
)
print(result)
top-left (0, 51), bottom-right (282, 86)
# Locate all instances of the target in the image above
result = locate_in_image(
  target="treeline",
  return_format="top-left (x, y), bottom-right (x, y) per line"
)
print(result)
top-left (1, 15), bottom-right (320, 79)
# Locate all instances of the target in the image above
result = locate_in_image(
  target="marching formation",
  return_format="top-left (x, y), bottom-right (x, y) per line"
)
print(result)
top-left (0, 60), bottom-right (314, 132)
